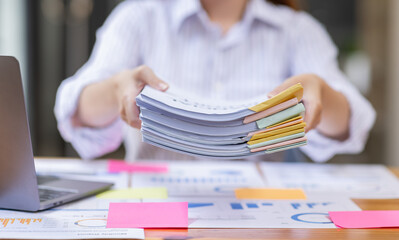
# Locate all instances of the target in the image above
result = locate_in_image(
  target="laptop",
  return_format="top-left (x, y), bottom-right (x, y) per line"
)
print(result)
top-left (0, 56), bottom-right (113, 211)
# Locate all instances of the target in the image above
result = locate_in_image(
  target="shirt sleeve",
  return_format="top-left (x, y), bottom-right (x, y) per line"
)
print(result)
top-left (289, 12), bottom-right (376, 163)
top-left (54, 1), bottom-right (144, 159)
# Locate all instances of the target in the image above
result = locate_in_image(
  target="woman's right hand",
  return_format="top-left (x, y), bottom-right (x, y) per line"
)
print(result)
top-left (112, 65), bottom-right (169, 128)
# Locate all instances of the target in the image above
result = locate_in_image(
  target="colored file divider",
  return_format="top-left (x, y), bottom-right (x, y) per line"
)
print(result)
top-left (96, 187), bottom-right (168, 199)
top-left (265, 141), bottom-right (307, 154)
top-left (256, 103), bottom-right (305, 129)
top-left (248, 132), bottom-right (305, 149)
top-left (329, 210), bottom-right (399, 229)
top-left (235, 188), bottom-right (307, 200)
top-left (250, 137), bottom-right (307, 153)
top-left (249, 83), bottom-right (303, 112)
top-left (107, 202), bottom-right (188, 228)
top-left (247, 116), bottom-right (303, 137)
top-left (108, 160), bottom-right (168, 173)
top-left (249, 122), bottom-right (306, 142)
top-left (243, 98), bottom-right (298, 124)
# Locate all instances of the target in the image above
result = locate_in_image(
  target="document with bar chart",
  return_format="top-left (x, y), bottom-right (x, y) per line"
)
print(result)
top-left (261, 162), bottom-right (399, 199)
top-left (143, 196), bottom-right (360, 228)
top-left (131, 160), bottom-right (266, 197)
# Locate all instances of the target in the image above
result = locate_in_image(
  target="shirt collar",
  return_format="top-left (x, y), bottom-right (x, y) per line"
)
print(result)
top-left (171, 0), bottom-right (202, 33)
top-left (170, 0), bottom-right (286, 33)
top-left (248, 0), bottom-right (287, 29)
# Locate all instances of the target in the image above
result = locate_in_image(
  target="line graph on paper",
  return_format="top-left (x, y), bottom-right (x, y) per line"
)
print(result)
top-left (74, 218), bottom-right (107, 228)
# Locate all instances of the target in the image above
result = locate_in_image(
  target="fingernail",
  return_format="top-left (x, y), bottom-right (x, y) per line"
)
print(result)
top-left (159, 83), bottom-right (169, 91)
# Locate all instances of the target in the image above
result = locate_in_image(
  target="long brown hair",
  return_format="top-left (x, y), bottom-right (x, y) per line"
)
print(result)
top-left (267, 0), bottom-right (299, 10)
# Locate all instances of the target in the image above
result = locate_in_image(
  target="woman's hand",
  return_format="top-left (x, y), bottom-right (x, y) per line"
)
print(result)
top-left (112, 66), bottom-right (168, 128)
top-left (268, 74), bottom-right (350, 140)
top-left (77, 65), bottom-right (168, 129)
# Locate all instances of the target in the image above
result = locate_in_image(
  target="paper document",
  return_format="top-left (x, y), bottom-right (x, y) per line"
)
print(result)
top-left (137, 84), bottom-right (307, 159)
top-left (261, 162), bottom-right (399, 199)
top-left (34, 158), bottom-right (108, 175)
top-left (0, 209), bottom-right (144, 239)
top-left (143, 196), bottom-right (360, 228)
top-left (131, 160), bottom-right (265, 197)
top-left (34, 158), bottom-right (129, 189)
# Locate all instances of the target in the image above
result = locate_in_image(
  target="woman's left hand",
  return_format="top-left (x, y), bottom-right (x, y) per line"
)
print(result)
top-left (268, 74), bottom-right (350, 140)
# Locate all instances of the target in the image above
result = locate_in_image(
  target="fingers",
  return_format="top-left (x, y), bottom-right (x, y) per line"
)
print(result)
top-left (134, 65), bottom-right (169, 92)
top-left (268, 84), bottom-right (287, 98)
top-left (268, 77), bottom-right (298, 98)
top-left (303, 100), bottom-right (322, 132)
top-left (118, 65), bottom-right (168, 128)
top-left (268, 74), bottom-right (323, 132)
top-left (120, 95), bottom-right (141, 129)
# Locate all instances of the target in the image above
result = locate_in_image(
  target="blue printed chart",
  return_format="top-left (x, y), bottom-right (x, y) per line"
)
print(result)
top-left (261, 162), bottom-right (399, 199)
top-left (131, 161), bottom-right (265, 197)
top-left (143, 197), bottom-right (360, 228)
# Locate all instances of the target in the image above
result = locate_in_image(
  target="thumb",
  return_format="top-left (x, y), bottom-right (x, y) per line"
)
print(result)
top-left (268, 82), bottom-right (290, 98)
top-left (135, 65), bottom-right (169, 91)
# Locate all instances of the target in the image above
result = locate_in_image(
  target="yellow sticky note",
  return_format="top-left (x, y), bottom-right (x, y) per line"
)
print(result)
top-left (235, 188), bottom-right (307, 200)
top-left (96, 187), bottom-right (168, 199)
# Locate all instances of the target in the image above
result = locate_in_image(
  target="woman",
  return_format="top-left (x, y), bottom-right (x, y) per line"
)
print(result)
top-left (54, 0), bottom-right (375, 162)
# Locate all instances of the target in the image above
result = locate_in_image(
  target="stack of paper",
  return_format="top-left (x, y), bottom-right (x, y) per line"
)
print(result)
top-left (136, 83), bottom-right (307, 159)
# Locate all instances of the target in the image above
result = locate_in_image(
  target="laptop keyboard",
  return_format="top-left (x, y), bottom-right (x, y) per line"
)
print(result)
top-left (37, 175), bottom-right (76, 202)
top-left (38, 188), bottom-right (74, 202)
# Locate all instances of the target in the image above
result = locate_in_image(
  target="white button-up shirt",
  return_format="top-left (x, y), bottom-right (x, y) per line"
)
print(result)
top-left (54, 0), bottom-right (376, 162)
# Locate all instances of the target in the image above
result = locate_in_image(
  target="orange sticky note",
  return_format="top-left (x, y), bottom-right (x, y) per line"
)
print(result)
top-left (235, 188), bottom-right (307, 200)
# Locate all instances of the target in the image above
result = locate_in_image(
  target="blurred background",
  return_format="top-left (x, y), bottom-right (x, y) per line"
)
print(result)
top-left (0, 0), bottom-right (397, 165)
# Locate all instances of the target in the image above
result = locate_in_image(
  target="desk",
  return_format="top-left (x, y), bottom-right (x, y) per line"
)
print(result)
top-left (142, 168), bottom-right (399, 240)
top-left (4, 162), bottom-right (399, 240)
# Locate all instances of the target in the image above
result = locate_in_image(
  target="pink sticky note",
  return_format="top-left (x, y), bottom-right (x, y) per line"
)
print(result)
top-left (108, 160), bottom-right (168, 173)
top-left (329, 211), bottom-right (399, 229)
top-left (107, 202), bottom-right (188, 228)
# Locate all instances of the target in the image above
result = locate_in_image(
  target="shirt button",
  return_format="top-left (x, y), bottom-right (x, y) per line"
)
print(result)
top-left (214, 81), bottom-right (223, 93)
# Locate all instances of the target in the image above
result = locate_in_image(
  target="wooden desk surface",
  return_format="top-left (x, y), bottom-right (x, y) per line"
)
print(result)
top-left (142, 168), bottom-right (399, 240)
